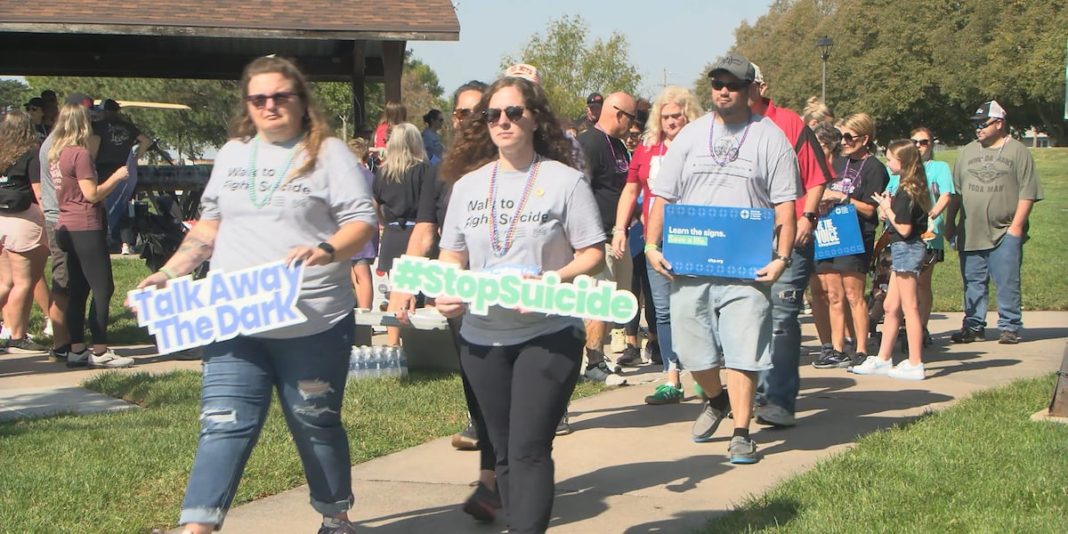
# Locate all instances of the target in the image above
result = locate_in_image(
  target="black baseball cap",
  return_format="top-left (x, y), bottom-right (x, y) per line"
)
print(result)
top-left (587, 93), bottom-right (604, 107)
top-left (102, 99), bottom-right (121, 111)
top-left (708, 52), bottom-right (756, 83)
top-left (25, 97), bottom-right (45, 110)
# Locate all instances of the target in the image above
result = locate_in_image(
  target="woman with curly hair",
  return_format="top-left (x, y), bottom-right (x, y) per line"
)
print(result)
top-left (436, 76), bottom-right (605, 533)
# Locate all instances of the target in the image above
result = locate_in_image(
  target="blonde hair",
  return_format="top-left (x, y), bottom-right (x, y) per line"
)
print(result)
top-left (48, 104), bottom-right (92, 164)
top-left (230, 56), bottom-right (332, 181)
top-left (839, 112), bottom-right (876, 151)
top-left (644, 86), bottom-right (703, 145)
top-left (887, 139), bottom-right (931, 213)
top-left (0, 111), bottom-right (38, 171)
top-left (381, 123), bottom-right (426, 182)
top-left (347, 137), bottom-right (370, 162)
top-left (802, 97), bottom-right (833, 125)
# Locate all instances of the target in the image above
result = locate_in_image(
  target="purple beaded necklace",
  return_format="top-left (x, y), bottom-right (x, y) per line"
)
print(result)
top-left (707, 112), bottom-right (753, 166)
top-left (488, 154), bottom-right (541, 257)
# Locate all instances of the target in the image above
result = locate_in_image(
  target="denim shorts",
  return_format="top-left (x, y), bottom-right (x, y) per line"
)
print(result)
top-left (890, 240), bottom-right (926, 274)
top-left (669, 277), bottom-right (772, 372)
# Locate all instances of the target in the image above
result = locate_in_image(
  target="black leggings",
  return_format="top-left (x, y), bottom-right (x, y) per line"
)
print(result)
top-left (57, 228), bottom-right (113, 345)
top-left (625, 252), bottom-right (656, 337)
top-left (446, 316), bottom-right (495, 472)
top-left (459, 326), bottom-right (584, 534)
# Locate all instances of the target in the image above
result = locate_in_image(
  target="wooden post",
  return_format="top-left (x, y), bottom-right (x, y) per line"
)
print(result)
top-left (382, 39), bottom-right (406, 104)
top-left (351, 40), bottom-right (366, 132)
top-left (1049, 344), bottom-right (1068, 417)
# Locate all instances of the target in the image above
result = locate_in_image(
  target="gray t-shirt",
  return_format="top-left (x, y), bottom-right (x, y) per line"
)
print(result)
top-left (651, 112), bottom-right (801, 208)
top-left (440, 158), bottom-right (605, 346)
top-left (200, 136), bottom-right (378, 339)
top-left (953, 137), bottom-right (1044, 252)
top-left (39, 131), bottom-right (58, 223)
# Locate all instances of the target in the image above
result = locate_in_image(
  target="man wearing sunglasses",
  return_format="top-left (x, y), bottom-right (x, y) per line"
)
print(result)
top-left (645, 52), bottom-right (801, 464)
top-left (577, 91), bottom-right (637, 384)
top-left (946, 100), bottom-right (1043, 345)
top-left (748, 64), bottom-right (832, 428)
top-left (24, 97), bottom-right (47, 139)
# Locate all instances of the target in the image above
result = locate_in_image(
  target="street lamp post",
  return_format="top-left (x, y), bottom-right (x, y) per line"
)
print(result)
top-left (817, 36), bottom-right (833, 103)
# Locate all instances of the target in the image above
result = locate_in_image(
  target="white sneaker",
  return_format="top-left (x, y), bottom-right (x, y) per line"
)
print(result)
top-left (42, 319), bottom-right (54, 337)
top-left (888, 360), bottom-right (925, 381)
top-left (121, 243), bottom-right (133, 255)
top-left (583, 361), bottom-right (628, 386)
top-left (88, 350), bottom-right (135, 368)
top-left (850, 355), bottom-right (892, 376)
top-left (0, 325), bottom-right (9, 340)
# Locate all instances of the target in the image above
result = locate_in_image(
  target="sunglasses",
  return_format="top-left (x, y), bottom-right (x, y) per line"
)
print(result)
top-left (245, 91), bottom-right (298, 109)
top-left (974, 119), bottom-right (1000, 130)
top-left (840, 132), bottom-right (865, 144)
top-left (452, 108), bottom-right (472, 120)
top-left (710, 79), bottom-right (751, 92)
top-left (25, 106), bottom-right (40, 112)
top-left (614, 105), bottom-right (637, 121)
top-left (483, 105), bottom-right (526, 124)
top-left (911, 138), bottom-right (931, 147)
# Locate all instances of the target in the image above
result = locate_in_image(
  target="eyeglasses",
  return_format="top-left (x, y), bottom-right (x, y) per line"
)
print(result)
top-left (974, 119), bottom-right (1000, 130)
top-left (710, 79), bottom-right (751, 92)
top-left (452, 108), bottom-right (472, 120)
top-left (661, 112), bottom-right (684, 121)
top-left (614, 105), bottom-right (637, 121)
top-left (483, 105), bottom-right (526, 124)
top-left (245, 91), bottom-right (298, 109)
top-left (840, 132), bottom-right (864, 144)
top-left (627, 130), bottom-right (643, 139)
top-left (911, 138), bottom-right (931, 147)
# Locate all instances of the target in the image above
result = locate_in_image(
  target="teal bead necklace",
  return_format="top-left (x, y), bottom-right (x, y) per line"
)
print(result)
top-left (247, 135), bottom-right (302, 209)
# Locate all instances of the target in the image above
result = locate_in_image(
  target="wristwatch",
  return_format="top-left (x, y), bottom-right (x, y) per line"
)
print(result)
top-left (316, 242), bottom-right (336, 262)
top-left (773, 253), bottom-right (793, 267)
top-left (802, 211), bottom-right (819, 224)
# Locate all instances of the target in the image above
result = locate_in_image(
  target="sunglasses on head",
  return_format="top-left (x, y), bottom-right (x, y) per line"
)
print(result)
top-left (840, 132), bottom-right (864, 144)
top-left (483, 105), bottom-right (526, 124)
top-left (710, 79), bottom-right (751, 92)
top-left (245, 91), bottom-right (298, 109)
top-left (911, 138), bottom-right (931, 147)
top-left (614, 105), bottom-right (637, 121)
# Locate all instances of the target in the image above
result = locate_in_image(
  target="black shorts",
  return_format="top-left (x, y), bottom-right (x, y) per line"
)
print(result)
top-left (815, 252), bottom-right (871, 275)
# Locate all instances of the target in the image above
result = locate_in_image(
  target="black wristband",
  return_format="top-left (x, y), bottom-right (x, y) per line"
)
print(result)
top-left (316, 242), bottom-right (336, 262)
top-left (803, 211), bottom-right (819, 224)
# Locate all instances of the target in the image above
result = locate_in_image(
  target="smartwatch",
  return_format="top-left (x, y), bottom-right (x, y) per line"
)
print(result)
top-left (773, 253), bottom-right (793, 267)
top-left (803, 211), bottom-right (819, 224)
top-left (316, 242), bottom-right (336, 262)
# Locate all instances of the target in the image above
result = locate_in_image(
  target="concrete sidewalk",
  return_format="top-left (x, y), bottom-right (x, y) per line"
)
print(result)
top-left (201, 312), bottom-right (1066, 533)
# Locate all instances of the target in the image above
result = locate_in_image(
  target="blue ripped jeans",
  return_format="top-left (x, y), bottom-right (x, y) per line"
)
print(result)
top-left (179, 313), bottom-right (355, 527)
top-left (757, 242), bottom-right (814, 414)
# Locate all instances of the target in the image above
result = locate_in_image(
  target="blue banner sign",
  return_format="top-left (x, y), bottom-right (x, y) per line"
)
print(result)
top-left (814, 204), bottom-right (865, 260)
top-left (662, 204), bottom-right (774, 279)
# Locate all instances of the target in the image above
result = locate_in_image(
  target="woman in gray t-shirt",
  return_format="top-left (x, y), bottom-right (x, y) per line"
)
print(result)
top-left (436, 77), bottom-right (605, 533)
top-left (137, 57), bottom-right (377, 534)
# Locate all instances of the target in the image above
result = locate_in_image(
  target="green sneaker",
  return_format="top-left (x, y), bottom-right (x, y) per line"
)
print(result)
top-left (644, 383), bottom-right (684, 405)
top-left (693, 382), bottom-right (706, 400)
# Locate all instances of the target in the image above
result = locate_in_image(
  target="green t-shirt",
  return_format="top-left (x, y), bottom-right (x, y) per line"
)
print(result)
top-left (952, 138), bottom-right (1043, 252)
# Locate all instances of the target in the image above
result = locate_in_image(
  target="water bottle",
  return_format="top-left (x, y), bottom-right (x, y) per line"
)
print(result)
top-left (371, 346), bottom-right (386, 378)
top-left (396, 347), bottom-right (408, 378)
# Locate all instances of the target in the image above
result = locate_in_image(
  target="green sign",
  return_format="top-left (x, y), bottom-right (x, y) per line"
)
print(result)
top-left (390, 255), bottom-right (639, 323)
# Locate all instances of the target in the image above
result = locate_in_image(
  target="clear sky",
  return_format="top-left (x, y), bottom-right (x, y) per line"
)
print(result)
top-left (409, 0), bottom-right (774, 98)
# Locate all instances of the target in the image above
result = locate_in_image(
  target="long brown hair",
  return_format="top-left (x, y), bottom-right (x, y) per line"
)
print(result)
top-left (440, 77), bottom-right (577, 182)
top-left (230, 56), bottom-right (331, 180)
top-left (48, 104), bottom-right (92, 164)
top-left (887, 139), bottom-right (931, 213)
top-left (0, 111), bottom-right (38, 171)
top-left (378, 101), bottom-right (407, 126)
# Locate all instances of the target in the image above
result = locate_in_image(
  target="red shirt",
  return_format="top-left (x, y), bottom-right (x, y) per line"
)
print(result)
top-left (55, 146), bottom-right (104, 231)
top-left (626, 141), bottom-right (667, 221)
top-left (373, 123), bottom-right (389, 148)
top-left (761, 99), bottom-right (832, 219)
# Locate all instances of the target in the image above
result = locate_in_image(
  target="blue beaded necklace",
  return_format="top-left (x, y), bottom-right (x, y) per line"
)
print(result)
top-left (247, 136), bottom-right (302, 209)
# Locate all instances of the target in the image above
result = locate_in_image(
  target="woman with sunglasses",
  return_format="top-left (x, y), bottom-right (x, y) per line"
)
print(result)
top-left (436, 76), bottom-right (605, 533)
top-left (612, 86), bottom-right (704, 404)
top-left (0, 111), bottom-right (49, 353)
top-left (137, 56), bottom-right (377, 534)
top-left (811, 113), bottom-right (888, 369)
top-left (886, 127), bottom-right (954, 346)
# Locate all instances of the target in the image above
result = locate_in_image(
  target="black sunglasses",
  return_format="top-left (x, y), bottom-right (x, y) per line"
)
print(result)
top-left (840, 132), bottom-right (865, 144)
top-left (614, 105), bottom-right (637, 121)
top-left (911, 138), bottom-right (931, 147)
top-left (246, 91), bottom-right (298, 109)
top-left (710, 79), bottom-right (751, 92)
top-left (974, 119), bottom-right (1000, 130)
top-left (452, 108), bottom-right (473, 120)
top-left (483, 105), bottom-right (526, 124)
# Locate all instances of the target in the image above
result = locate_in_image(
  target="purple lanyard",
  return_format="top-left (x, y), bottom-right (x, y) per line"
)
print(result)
top-left (596, 126), bottom-right (629, 173)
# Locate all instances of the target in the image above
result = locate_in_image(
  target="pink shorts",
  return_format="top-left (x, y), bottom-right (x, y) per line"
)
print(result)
top-left (0, 205), bottom-right (47, 253)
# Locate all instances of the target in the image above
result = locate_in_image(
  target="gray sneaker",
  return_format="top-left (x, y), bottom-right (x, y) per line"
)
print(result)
top-left (555, 413), bottom-right (572, 436)
top-left (318, 518), bottom-right (357, 534)
top-left (692, 397), bottom-right (728, 443)
top-left (583, 361), bottom-right (627, 386)
top-left (755, 404), bottom-right (797, 427)
top-left (728, 436), bottom-right (759, 464)
top-left (3, 337), bottom-right (48, 353)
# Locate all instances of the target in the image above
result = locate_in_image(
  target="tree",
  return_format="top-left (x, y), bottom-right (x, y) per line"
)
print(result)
top-left (0, 78), bottom-right (31, 111)
top-left (503, 15), bottom-right (642, 121)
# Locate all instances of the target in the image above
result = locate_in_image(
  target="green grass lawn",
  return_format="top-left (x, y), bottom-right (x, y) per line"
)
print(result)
top-left (703, 374), bottom-right (1068, 533)
top-left (925, 148), bottom-right (1068, 312)
top-left (0, 369), bottom-right (604, 532)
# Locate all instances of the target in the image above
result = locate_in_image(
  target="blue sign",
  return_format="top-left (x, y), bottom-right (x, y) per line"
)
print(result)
top-left (814, 204), bottom-right (865, 260)
top-left (662, 204), bottom-right (774, 279)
